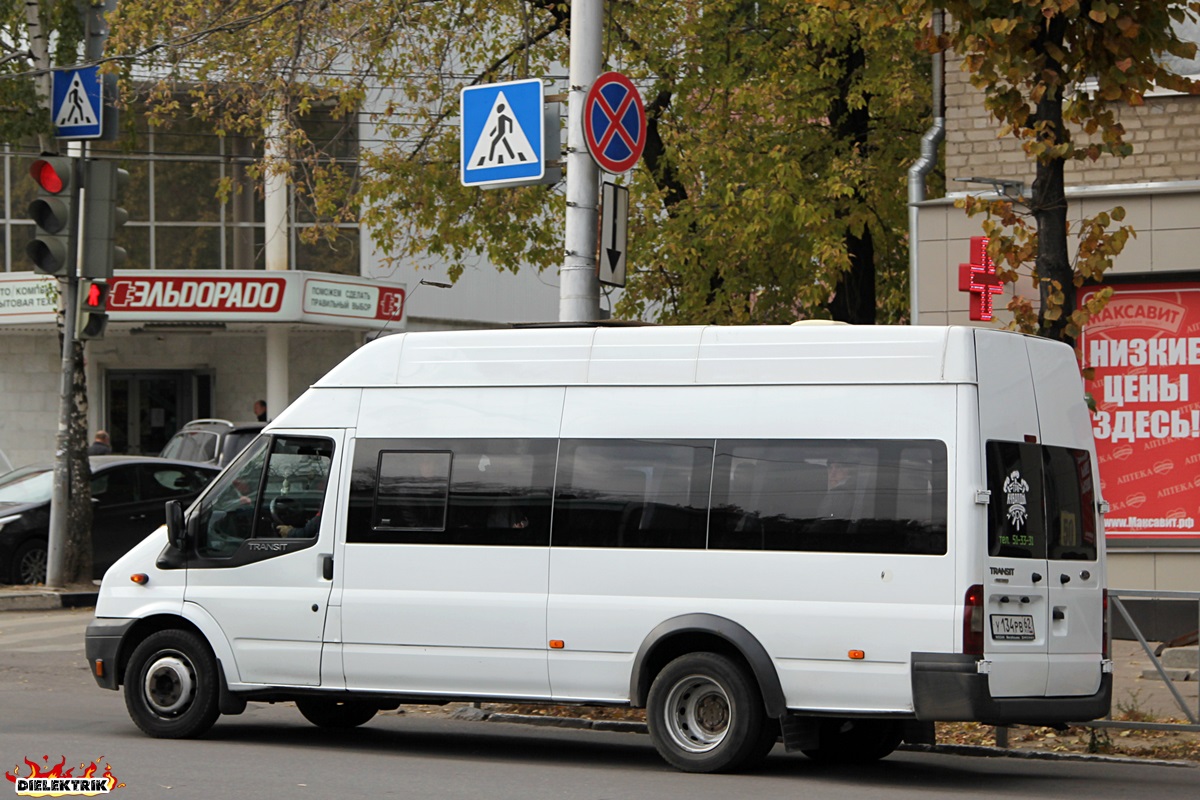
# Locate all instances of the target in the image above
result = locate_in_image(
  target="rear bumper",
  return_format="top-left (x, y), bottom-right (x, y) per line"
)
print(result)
top-left (84, 618), bottom-right (137, 691)
top-left (911, 652), bottom-right (1112, 724)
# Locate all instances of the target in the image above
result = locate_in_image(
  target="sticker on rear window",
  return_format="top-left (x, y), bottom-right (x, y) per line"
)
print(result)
top-left (1003, 470), bottom-right (1030, 529)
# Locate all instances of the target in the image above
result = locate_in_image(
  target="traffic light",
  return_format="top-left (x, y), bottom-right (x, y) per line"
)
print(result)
top-left (81, 159), bottom-right (129, 279)
top-left (27, 156), bottom-right (80, 276)
top-left (76, 278), bottom-right (109, 340)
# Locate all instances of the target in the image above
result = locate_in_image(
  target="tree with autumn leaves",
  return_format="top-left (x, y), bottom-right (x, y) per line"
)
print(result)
top-left (928, 0), bottom-right (1200, 346)
top-left (10, 1), bottom-right (1200, 337)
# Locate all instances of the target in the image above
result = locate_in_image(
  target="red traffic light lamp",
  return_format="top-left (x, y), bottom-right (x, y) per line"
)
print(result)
top-left (76, 279), bottom-right (110, 340)
top-left (27, 156), bottom-right (80, 276)
top-left (32, 159), bottom-right (67, 193)
top-left (85, 280), bottom-right (104, 306)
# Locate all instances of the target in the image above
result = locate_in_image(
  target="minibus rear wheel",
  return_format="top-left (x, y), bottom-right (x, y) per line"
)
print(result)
top-left (646, 652), bottom-right (769, 773)
top-left (124, 629), bottom-right (221, 739)
top-left (295, 697), bottom-right (379, 728)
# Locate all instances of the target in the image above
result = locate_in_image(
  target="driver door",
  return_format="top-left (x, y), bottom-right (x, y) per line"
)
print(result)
top-left (183, 431), bottom-right (343, 687)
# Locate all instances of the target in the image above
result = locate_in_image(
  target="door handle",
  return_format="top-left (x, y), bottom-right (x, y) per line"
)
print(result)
top-left (1053, 608), bottom-right (1065, 621)
top-left (1060, 573), bottom-right (1071, 584)
top-left (322, 555), bottom-right (334, 581)
top-left (1032, 572), bottom-right (1043, 583)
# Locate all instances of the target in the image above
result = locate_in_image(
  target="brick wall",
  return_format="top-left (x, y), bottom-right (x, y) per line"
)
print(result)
top-left (945, 53), bottom-right (1200, 187)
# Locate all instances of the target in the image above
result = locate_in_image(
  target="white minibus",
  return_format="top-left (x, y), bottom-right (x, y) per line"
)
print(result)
top-left (86, 324), bottom-right (1111, 773)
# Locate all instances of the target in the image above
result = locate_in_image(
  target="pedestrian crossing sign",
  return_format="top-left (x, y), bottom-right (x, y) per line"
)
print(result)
top-left (52, 66), bottom-right (104, 140)
top-left (461, 79), bottom-right (545, 187)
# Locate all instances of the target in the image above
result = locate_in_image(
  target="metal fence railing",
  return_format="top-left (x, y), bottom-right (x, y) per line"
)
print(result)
top-left (1076, 589), bottom-right (1200, 733)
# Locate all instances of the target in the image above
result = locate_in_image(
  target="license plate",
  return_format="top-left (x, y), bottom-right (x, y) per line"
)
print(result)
top-left (990, 614), bottom-right (1035, 640)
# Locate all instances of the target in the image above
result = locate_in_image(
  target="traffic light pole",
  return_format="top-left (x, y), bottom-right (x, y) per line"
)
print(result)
top-left (46, 267), bottom-right (80, 589)
top-left (45, 144), bottom-right (88, 589)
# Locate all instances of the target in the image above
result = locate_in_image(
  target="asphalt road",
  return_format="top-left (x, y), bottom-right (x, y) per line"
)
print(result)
top-left (2, 609), bottom-right (1196, 800)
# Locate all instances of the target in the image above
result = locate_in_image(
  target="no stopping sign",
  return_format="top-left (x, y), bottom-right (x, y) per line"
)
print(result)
top-left (582, 72), bottom-right (647, 174)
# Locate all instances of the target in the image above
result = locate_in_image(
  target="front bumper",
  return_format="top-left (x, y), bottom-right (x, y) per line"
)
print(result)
top-left (84, 618), bottom-right (137, 690)
top-left (912, 652), bottom-right (1112, 724)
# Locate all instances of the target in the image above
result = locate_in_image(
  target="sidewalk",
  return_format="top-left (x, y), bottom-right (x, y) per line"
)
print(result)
top-left (0, 584), bottom-right (98, 611)
top-left (1108, 639), bottom-right (1199, 723)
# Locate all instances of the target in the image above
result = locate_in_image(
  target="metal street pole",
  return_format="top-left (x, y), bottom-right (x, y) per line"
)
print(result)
top-left (560, 0), bottom-right (603, 322)
top-left (47, 3), bottom-right (117, 586)
top-left (264, 108), bottom-right (289, 421)
top-left (46, 147), bottom-right (84, 589)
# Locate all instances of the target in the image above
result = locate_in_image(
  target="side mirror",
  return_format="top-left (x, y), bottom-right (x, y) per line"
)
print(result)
top-left (165, 500), bottom-right (186, 550)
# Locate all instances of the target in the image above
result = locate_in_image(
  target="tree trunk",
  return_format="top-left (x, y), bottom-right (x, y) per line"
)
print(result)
top-left (826, 36), bottom-right (876, 324)
top-left (1031, 14), bottom-right (1074, 345)
top-left (829, 225), bottom-right (877, 324)
top-left (55, 330), bottom-right (94, 586)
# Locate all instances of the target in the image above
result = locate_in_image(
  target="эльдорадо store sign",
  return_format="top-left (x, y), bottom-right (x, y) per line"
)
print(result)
top-left (0, 270), bottom-right (405, 329)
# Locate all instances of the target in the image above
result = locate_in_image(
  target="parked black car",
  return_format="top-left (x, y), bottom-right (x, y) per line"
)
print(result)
top-left (0, 456), bottom-right (219, 585)
top-left (159, 419), bottom-right (266, 468)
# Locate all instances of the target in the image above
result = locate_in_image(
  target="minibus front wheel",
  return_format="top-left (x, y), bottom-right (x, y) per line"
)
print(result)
top-left (646, 652), bottom-right (776, 773)
top-left (123, 629), bottom-right (221, 739)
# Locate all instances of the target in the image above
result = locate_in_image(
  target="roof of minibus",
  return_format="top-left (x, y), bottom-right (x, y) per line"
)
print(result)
top-left (309, 325), bottom-right (1055, 389)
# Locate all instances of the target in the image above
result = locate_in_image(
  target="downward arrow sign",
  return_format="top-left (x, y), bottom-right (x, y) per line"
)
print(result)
top-left (607, 196), bottom-right (622, 268)
top-left (599, 182), bottom-right (628, 286)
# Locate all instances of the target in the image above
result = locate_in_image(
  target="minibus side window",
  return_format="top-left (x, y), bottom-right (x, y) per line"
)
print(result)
top-left (191, 436), bottom-right (334, 559)
top-left (709, 439), bottom-right (947, 555)
top-left (443, 440), bottom-right (556, 546)
top-left (194, 437), bottom-right (269, 558)
top-left (553, 439), bottom-right (712, 549)
top-left (1044, 446), bottom-right (1098, 561)
top-left (985, 441), bottom-right (1046, 559)
top-left (347, 439), bottom-right (557, 546)
top-left (374, 451), bottom-right (452, 532)
top-left (249, 437), bottom-right (335, 541)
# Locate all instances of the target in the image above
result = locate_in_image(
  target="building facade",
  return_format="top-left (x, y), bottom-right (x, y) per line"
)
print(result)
top-left (1, 102), bottom-right (563, 469)
top-left (915, 50), bottom-right (1200, 622)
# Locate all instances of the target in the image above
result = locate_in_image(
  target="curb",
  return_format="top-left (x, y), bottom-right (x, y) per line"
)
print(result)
top-left (480, 713), bottom-right (1197, 767)
top-left (487, 712), bottom-right (647, 734)
top-left (0, 591), bottom-right (98, 612)
top-left (898, 742), bottom-right (1197, 767)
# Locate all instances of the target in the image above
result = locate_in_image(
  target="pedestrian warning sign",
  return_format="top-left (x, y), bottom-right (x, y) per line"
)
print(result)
top-left (466, 91), bottom-right (538, 169)
top-left (52, 66), bottom-right (104, 140)
top-left (461, 79), bottom-right (545, 187)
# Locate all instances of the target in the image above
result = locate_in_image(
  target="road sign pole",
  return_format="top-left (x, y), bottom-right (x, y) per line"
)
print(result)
top-left (561, 0), bottom-right (603, 322)
top-left (47, 140), bottom-right (91, 588)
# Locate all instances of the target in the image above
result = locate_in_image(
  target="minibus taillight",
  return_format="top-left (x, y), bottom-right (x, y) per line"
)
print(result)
top-left (963, 584), bottom-right (985, 655)
top-left (1102, 588), bottom-right (1109, 659)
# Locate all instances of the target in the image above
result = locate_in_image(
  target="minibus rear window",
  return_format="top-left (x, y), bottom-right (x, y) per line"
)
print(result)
top-left (986, 441), bottom-right (1046, 559)
top-left (1044, 446), bottom-right (1098, 561)
top-left (985, 441), bottom-right (1098, 561)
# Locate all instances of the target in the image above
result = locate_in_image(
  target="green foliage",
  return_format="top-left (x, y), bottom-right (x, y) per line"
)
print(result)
top-left (619, 1), bottom-right (930, 324)
top-left (94, 0), bottom-right (931, 324)
top-left (0, 0), bottom-right (85, 143)
top-left (925, 0), bottom-right (1200, 344)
